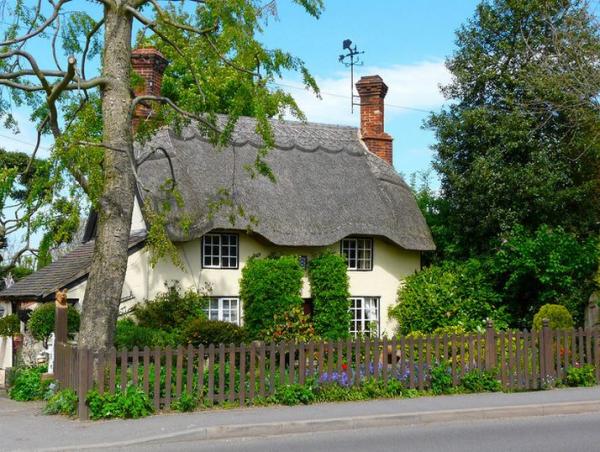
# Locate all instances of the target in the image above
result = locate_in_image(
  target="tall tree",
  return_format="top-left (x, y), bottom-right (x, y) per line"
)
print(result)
top-left (427, 0), bottom-right (600, 259)
top-left (0, 0), bottom-right (322, 353)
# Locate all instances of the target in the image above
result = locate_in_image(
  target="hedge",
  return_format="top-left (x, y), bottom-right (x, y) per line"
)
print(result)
top-left (240, 255), bottom-right (304, 339)
top-left (308, 253), bottom-right (350, 340)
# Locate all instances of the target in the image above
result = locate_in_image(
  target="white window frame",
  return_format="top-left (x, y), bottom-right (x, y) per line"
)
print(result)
top-left (341, 238), bottom-right (373, 271)
top-left (349, 296), bottom-right (380, 337)
top-left (202, 233), bottom-right (239, 269)
top-left (205, 297), bottom-right (241, 325)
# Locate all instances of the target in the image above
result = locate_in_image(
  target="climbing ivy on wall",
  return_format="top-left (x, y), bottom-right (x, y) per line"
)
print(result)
top-left (308, 253), bottom-right (351, 340)
top-left (240, 255), bottom-right (304, 339)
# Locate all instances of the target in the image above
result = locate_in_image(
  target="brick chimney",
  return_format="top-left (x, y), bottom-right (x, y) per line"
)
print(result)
top-left (356, 75), bottom-right (393, 165)
top-left (131, 48), bottom-right (168, 123)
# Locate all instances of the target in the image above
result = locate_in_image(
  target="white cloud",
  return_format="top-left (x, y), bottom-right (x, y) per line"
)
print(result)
top-left (278, 60), bottom-right (450, 125)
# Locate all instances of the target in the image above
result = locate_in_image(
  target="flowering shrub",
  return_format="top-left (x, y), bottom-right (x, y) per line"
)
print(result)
top-left (263, 306), bottom-right (317, 343)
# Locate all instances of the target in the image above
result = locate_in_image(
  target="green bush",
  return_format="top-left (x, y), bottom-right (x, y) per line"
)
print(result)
top-left (390, 259), bottom-right (509, 334)
top-left (240, 256), bottom-right (304, 339)
top-left (133, 282), bottom-right (208, 331)
top-left (27, 303), bottom-right (80, 346)
top-left (44, 389), bottom-right (78, 416)
top-left (9, 366), bottom-right (51, 401)
top-left (86, 386), bottom-right (154, 420)
top-left (564, 365), bottom-right (596, 387)
top-left (271, 383), bottom-right (315, 406)
top-left (494, 226), bottom-right (598, 327)
top-left (183, 319), bottom-right (247, 347)
top-left (263, 306), bottom-right (317, 343)
top-left (114, 319), bottom-right (181, 350)
top-left (172, 392), bottom-right (198, 412)
top-left (0, 314), bottom-right (20, 337)
top-left (460, 369), bottom-right (501, 393)
top-left (429, 361), bottom-right (453, 395)
top-left (532, 304), bottom-right (574, 331)
top-left (308, 253), bottom-right (351, 340)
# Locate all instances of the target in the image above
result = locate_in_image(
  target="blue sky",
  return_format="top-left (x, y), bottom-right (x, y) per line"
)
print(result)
top-left (259, 0), bottom-right (481, 177)
top-left (1, 0), bottom-right (481, 178)
top-left (0, 0), bottom-right (482, 257)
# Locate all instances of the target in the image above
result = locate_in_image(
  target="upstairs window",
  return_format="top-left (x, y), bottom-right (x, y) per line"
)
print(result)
top-left (202, 233), bottom-right (239, 269)
top-left (341, 238), bottom-right (373, 271)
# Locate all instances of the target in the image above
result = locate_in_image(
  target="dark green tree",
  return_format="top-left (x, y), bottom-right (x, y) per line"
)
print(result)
top-left (427, 0), bottom-right (600, 259)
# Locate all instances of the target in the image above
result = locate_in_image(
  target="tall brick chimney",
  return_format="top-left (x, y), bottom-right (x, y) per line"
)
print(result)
top-left (131, 48), bottom-right (168, 123)
top-left (356, 75), bottom-right (393, 165)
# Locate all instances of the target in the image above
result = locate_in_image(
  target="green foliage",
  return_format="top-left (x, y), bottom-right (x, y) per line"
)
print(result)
top-left (494, 227), bottom-right (598, 327)
top-left (172, 392), bottom-right (198, 412)
top-left (390, 259), bottom-right (508, 334)
top-left (308, 253), bottom-right (351, 340)
top-left (9, 366), bottom-right (51, 401)
top-left (0, 265), bottom-right (33, 281)
top-left (426, 0), bottom-right (600, 259)
top-left (27, 303), bottom-right (80, 345)
top-left (240, 256), bottom-right (304, 339)
top-left (429, 361), bottom-right (453, 395)
top-left (271, 384), bottom-right (315, 406)
top-left (86, 386), bottom-right (154, 420)
top-left (44, 389), bottom-right (78, 417)
top-left (183, 319), bottom-right (247, 347)
top-left (532, 304), bottom-right (574, 331)
top-left (263, 306), bottom-right (317, 343)
top-left (0, 314), bottom-right (20, 337)
top-left (114, 319), bottom-right (181, 350)
top-left (133, 283), bottom-right (208, 331)
top-left (460, 369), bottom-right (501, 393)
top-left (564, 364), bottom-right (596, 388)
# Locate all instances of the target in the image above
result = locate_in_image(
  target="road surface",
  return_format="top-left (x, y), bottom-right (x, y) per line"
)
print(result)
top-left (115, 412), bottom-right (600, 452)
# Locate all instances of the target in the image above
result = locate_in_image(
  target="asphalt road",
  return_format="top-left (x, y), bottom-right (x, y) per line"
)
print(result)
top-left (115, 412), bottom-right (600, 452)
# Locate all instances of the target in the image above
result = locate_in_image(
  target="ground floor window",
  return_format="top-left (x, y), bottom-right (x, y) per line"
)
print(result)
top-left (205, 297), bottom-right (240, 325)
top-left (350, 297), bottom-right (379, 337)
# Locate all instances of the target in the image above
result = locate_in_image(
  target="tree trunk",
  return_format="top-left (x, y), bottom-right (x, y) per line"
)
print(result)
top-left (78, 4), bottom-right (135, 352)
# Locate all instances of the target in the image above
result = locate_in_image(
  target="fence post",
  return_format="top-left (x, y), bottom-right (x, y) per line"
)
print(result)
top-left (78, 347), bottom-right (90, 421)
top-left (54, 289), bottom-right (68, 383)
top-left (485, 319), bottom-right (496, 371)
top-left (542, 319), bottom-right (555, 383)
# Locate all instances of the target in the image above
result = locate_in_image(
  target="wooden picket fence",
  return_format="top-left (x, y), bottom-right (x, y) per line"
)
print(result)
top-left (53, 320), bottom-right (600, 420)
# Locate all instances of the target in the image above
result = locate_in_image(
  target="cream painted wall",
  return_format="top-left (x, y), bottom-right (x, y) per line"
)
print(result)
top-left (0, 302), bottom-right (13, 374)
top-left (71, 233), bottom-right (420, 337)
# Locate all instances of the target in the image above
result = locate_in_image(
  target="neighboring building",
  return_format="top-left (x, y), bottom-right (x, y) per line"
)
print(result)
top-left (0, 50), bottom-right (434, 375)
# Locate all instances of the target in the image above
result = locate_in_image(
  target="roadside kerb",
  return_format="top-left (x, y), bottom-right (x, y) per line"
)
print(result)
top-left (36, 400), bottom-right (600, 451)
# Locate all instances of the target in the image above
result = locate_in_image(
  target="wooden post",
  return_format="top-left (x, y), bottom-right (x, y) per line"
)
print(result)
top-left (53, 289), bottom-right (68, 381)
top-left (485, 319), bottom-right (496, 371)
top-left (542, 319), bottom-right (555, 381)
top-left (78, 347), bottom-right (90, 420)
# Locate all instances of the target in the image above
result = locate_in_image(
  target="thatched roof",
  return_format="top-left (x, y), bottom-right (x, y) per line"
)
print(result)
top-left (136, 116), bottom-right (435, 251)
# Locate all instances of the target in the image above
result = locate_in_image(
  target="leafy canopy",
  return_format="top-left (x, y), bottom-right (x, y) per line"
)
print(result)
top-left (426, 0), bottom-right (600, 259)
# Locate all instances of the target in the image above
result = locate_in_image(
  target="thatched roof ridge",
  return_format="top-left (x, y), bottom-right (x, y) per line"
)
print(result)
top-left (136, 116), bottom-right (435, 251)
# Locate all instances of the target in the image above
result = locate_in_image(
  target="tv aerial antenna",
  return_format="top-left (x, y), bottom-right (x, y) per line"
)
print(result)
top-left (338, 39), bottom-right (364, 114)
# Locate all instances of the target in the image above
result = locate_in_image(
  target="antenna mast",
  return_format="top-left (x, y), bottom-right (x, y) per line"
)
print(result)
top-left (338, 39), bottom-right (364, 114)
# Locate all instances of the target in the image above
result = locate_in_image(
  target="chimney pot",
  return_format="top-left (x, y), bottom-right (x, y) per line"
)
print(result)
top-left (131, 47), bottom-right (168, 127)
top-left (356, 75), bottom-right (393, 165)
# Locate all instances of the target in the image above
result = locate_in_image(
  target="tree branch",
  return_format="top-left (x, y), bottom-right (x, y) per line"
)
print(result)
top-left (0, 0), bottom-right (71, 47)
